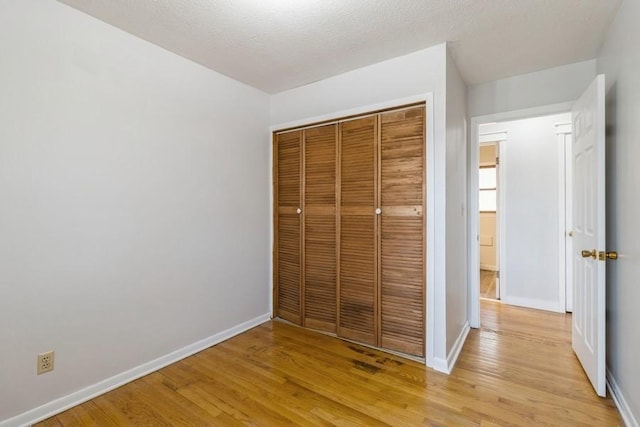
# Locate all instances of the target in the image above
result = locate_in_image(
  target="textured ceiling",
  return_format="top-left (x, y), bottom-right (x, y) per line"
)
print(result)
top-left (57, 0), bottom-right (622, 93)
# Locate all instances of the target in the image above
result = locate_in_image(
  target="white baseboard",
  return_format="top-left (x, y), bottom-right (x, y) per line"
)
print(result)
top-left (446, 321), bottom-right (470, 373)
top-left (607, 368), bottom-right (639, 427)
top-left (479, 264), bottom-right (497, 271)
top-left (502, 296), bottom-right (564, 313)
top-left (431, 357), bottom-right (449, 374)
top-left (431, 322), bottom-right (471, 375)
top-left (1, 313), bottom-right (271, 427)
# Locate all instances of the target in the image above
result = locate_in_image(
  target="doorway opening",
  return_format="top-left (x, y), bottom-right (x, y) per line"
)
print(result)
top-left (468, 76), bottom-right (607, 397)
top-left (469, 103), bottom-right (575, 328)
top-left (478, 142), bottom-right (499, 301)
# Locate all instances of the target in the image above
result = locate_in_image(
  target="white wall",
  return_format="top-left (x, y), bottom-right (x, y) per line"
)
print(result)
top-left (270, 44), bottom-right (452, 370)
top-left (480, 113), bottom-right (570, 312)
top-left (444, 49), bottom-right (469, 360)
top-left (468, 60), bottom-right (596, 118)
top-left (270, 46), bottom-right (446, 126)
top-left (597, 0), bottom-right (640, 424)
top-left (0, 1), bottom-right (270, 424)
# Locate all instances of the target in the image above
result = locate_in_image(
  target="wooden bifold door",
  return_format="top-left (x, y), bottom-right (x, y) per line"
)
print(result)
top-left (273, 104), bottom-right (426, 358)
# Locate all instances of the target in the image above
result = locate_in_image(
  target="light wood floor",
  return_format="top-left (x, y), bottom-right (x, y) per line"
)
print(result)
top-left (37, 301), bottom-right (621, 426)
top-left (480, 269), bottom-right (498, 300)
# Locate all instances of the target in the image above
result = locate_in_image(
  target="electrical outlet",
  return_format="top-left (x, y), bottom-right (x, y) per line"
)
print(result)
top-left (37, 351), bottom-right (54, 375)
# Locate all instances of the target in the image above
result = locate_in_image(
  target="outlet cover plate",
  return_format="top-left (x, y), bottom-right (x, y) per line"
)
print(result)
top-left (37, 351), bottom-right (55, 375)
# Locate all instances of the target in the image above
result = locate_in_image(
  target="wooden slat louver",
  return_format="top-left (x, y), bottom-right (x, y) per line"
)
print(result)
top-left (338, 116), bottom-right (378, 345)
top-left (379, 106), bottom-right (426, 356)
top-left (303, 124), bottom-right (337, 333)
top-left (276, 130), bottom-right (302, 324)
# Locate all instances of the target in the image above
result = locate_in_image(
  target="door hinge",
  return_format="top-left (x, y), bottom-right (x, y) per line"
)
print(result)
top-left (496, 271), bottom-right (500, 279)
top-left (495, 157), bottom-right (500, 165)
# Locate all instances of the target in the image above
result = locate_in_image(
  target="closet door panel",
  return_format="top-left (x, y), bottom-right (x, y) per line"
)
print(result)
top-left (380, 216), bottom-right (424, 355)
top-left (276, 130), bottom-right (302, 324)
top-left (339, 117), bottom-right (377, 345)
top-left (304, 125), bottom-right (337, 333)
top-left (379, 106), bottom-right (425, 356)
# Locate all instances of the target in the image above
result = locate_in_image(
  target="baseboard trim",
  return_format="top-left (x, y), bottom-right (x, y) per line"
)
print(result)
top-left (431, 357), bottom-right (449, 374)
top-left (446, 321), bottom-right (470, 374)
top-left (607, 368), bottom-right (639, 427)
top-left (431, 321), bottom-right (471, 375)
top-left (1, 313), bottom-right (271, 427)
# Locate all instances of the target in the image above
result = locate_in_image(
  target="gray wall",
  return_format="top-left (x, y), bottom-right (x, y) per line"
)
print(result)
top-left (468, 60), bottom-right (596, 118)
top-left (597, 0), bottom-right (640, 423)
top-left (445, 48), bottom-right (469, 357)
top-left (0, 1), bottom-right (270, 423)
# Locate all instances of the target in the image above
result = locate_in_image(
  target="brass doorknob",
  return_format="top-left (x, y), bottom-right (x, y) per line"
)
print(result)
top-left (599, 251), bottom-right (618, 261)
top-left (581, 249), bottom-right (596, 259)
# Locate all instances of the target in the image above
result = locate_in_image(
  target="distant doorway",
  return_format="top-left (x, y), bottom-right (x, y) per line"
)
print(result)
top-left (470, 107), bottom-right (574, 327)
top-left (478, 142), bottom-right (499, 301)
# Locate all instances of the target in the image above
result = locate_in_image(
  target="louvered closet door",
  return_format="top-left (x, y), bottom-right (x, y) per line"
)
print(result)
top-left (304, 125), bottom-right (337, 333)
top-left (338, 116), bottom-right (378, 345)
top-left (275, 130), bottom-right (302, 324)
top-left (379, 106), bottom-right (425, 357)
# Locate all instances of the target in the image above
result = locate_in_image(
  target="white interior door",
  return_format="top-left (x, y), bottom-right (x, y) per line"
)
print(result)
top-left (572, 74), bottom-right (606, 397)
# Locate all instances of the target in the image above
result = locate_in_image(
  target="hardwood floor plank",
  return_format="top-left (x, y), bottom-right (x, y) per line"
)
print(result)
top-left (183, 356), bottom-right (327, 426)
top-left (91, 385), bottom-right (172, 426)
top-left (33, 417), bottom-right (63, 427)
top-left (171, 361), bottom-right (288, 426)
top-left (219, 328), bottom-right (425, 425)
top-left (56, 401), bottom-right (119, 427)
top-left (36, 301), bottom-right (622, 426)
top-left (195, 348), bottom-right (380, 426)
top-left (480, 269), bottom-right (497, 300)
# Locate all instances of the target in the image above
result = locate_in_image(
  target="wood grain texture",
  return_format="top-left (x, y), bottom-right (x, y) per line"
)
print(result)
top-left (481, 269), bottom-right (498, 300)
top-left (276, 105), bottom-right (427, 357)
top-left (37, 301), bottom-right (622, 426)
top-left (338, 116), bottom-right (378, 345)
top-left (379, 106), bottom-right (425, 356)
top-left (276, 130), bottom-right (302, 208)
top-left (275, 130), bottom-right (302, 324)
top-left (303, 124), bottom-right (337, 333)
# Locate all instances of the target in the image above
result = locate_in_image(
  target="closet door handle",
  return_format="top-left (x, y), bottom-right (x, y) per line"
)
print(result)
top-left (375, 208), bottom-right (382, 215)
top-left (296, 208), bottom-right (302, 214)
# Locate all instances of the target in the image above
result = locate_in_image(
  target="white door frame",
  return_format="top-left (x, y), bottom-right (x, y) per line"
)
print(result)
top-left (468, 102), bottom-right (574, 328)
